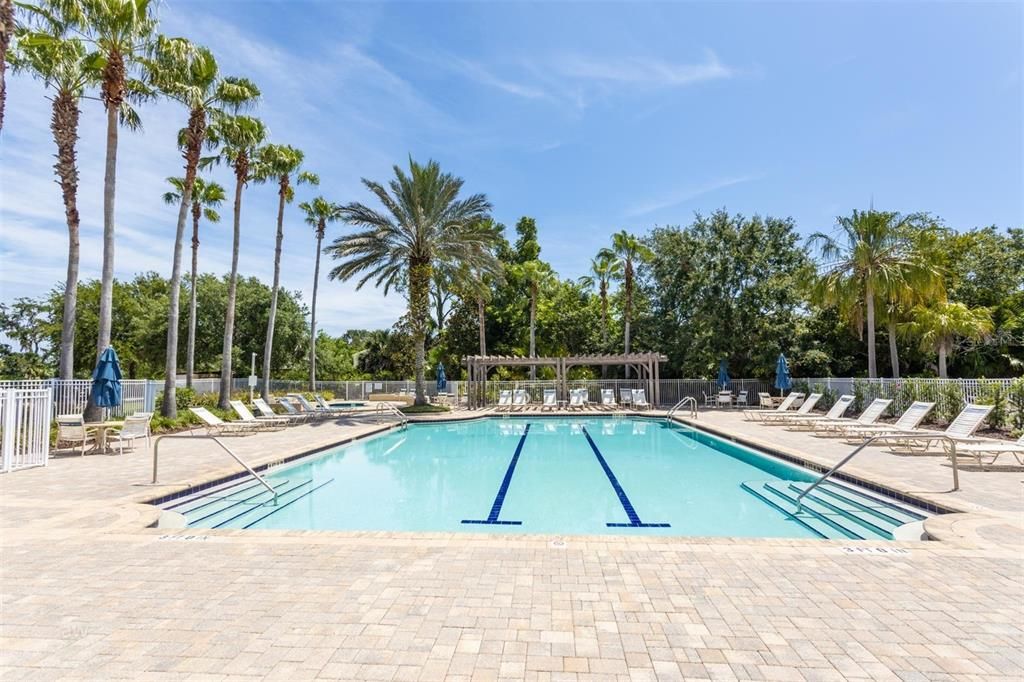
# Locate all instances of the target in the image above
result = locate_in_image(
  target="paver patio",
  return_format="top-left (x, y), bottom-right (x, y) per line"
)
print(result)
top-left (2, 408), bottom-right (1022, 680)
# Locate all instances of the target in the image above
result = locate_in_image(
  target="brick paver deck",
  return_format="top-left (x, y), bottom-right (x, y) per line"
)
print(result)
top-left (2, 408), bottom-right (1022, 680)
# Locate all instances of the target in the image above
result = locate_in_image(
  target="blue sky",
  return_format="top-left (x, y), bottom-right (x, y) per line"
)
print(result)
top-left (1, 1), bottom-right (1021, 335)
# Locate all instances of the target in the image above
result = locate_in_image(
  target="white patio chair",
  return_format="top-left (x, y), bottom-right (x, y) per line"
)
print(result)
top-left (55, 414), bottom-right (96, 456)
top-left (716, 391), bottom-right (732, 408)
top-left (734, 391), bottom-right (748, 408)
top-left (107, 412), bottom-right (152, 454)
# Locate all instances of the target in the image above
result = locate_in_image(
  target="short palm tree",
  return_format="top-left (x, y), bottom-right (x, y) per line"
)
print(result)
top-left (204, 114), bottom-right (266, 408)
top-left (9, 17), bottom-right (95, 379)
top-left (298, 196), bottom-right (343, 390)
top-left (37, 0), bottom-right (157, 410)
top-left (253, 144), bottom-right (318, 401)
top-left (512, 260), bottom-right (555, 380)
top-left (902, 302), bottom-right (993, 378)
top-left (579, 251), bottom-right (622, 376)
top-left (601, 230), bottom-right (653, 376)
top-left (148, 39), bottom-right (259, 417)
top-left (326, 158), bottom-right (496, 406)
top-left (163, 176), bottom-right (224, 389)
top-left (809, 210), bottom-right (944, 378)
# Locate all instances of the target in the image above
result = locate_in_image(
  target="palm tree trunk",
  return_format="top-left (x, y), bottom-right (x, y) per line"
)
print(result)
top-left (865, 286), bottom-right (877, 378)
top-left (219, 173), bottom-right (244, 409)
top-left (529, 286), bottom-right (537, 380)
top-left (408, 258), bottom-right (431, 406)
top-left (623, 268), bottom-right (633, 379)
top-left (162, 110), bottom-right (204, 418)
top-left (53, 90), bottom-right (81, 380)
top-left (85, 98), bottom-right (119, 422)
top-left (477, 297), bottom-right (486, 356)
top-left (0, 0), bottom-right (11, 133)
top-left (185, 205), bottom-right (200, 390)
top-left (887, 319), bottom-right (900, 379)
top-left (262, 185), bottom-right (287, 402)
top-left (600, 287), bottom-right (608, 379)
top-left (308, 229), bottom-right (323, 391)
top-left (938, 342), bottom-right (948, 379)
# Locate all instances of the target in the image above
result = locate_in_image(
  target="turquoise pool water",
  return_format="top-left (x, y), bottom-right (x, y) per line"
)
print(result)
top-left (193, 417), bottom-right (856, 538)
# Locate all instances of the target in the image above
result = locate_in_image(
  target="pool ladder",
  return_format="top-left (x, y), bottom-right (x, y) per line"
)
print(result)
top-left (665, 397), bottom-right (697, 421)
top-left (375, 402), bottom-right (409, 429)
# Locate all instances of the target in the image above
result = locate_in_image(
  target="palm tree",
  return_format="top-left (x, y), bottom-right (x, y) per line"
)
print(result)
top-left (163, 176), bottom-right (224, 389)
top-left (204, 114), bottom-right (266, 408)
top-left (326, 158), bottom-right (496, 406)
top-left (512, 260), bottom-right (555, 380)
top-left (809, 210), bottom-right (943, 378)
top-left (298, 196), bottom-right (343, 391)
top-left (33, 0), bottom-right (156, 418)
top-left (579, 251), bottom-right (622, 377)
top-left (149, 40), bottom-right (259, 417)
top-left (902, 302), bottom-right (993, 378)
top-left (601, 230), bottom-right (653, 377)
top-left (1, 0), bottom-right (14, 131)
top-left (9, 18), bottom-right (95, 379)
top-left (253, 144), bottom-right (318, 401)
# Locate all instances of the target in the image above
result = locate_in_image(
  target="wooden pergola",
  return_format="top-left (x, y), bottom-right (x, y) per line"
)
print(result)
top-left (464, 352), bottom-right (668, 409)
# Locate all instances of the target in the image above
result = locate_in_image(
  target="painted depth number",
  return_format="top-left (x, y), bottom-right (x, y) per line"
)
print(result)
top-left (841, 546), bottom-right (910, 555)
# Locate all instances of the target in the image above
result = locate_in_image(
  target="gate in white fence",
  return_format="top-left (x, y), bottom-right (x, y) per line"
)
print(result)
top-left (0, 388), bottom-right (52, 472)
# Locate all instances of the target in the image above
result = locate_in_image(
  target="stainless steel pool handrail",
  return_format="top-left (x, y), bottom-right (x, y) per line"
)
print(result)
top-left (796, 433), bottom-right (960, 511)
top-left (151, 433), bottom-right (277, 502)
top-left (375, 402), bottom-right (408, 428)
top-left (666, 397), bottom-right (697, 421)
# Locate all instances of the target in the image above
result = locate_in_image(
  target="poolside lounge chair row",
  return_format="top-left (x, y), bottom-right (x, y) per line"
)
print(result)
top-left (188, 393), bottom-right (360, 436)
top-left (743, 392), bottom-right (1019, 467)
top-left (493, 388), bottom-right (652, 412)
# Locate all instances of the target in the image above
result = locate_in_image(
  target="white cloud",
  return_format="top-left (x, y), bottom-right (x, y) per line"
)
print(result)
top-left (553, 49), bottom-right (734, 87)
top-left (625, 175), bottom-right (759, 217)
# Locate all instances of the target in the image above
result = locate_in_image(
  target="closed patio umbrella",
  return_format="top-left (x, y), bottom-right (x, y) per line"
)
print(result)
top-left (716, 360), bottom-right (730, 390)
top-left (91, 346), bottom-right (123, 414)
top-left (774, 353), bottom-right (792, 396)
top-left (436, 362), bottom-right (447, 392)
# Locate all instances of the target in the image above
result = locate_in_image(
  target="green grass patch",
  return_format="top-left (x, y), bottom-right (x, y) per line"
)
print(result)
top-left (399, 404), bottom-right (451, 414)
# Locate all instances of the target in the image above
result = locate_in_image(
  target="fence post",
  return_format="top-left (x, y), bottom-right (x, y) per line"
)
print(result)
top-left (1, 390), bottom-right (15, 473)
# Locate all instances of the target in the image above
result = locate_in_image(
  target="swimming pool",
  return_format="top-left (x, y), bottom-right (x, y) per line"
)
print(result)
top-left (168, 417), bottom-right (926, 539)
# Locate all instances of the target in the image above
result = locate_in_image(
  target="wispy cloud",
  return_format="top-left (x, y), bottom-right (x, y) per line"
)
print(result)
top-left (441, 55), bottom-right (548, 99)
top-left (553, 49), bottom-right (734, 88)
top-left (625, 175), bottom-right (760, 217)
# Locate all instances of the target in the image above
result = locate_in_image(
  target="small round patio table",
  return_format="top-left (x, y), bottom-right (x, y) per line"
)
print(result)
top-left (84, 420), bottom-right (122, 454)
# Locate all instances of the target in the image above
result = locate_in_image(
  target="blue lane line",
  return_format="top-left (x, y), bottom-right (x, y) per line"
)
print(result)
top-left (461, 423), bottom-right (531, 525)
top-left (580, 426), bottom-right (670, 528)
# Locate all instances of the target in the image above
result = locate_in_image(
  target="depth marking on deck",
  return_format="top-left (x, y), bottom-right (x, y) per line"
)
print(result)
top-left (580, 426), bottom-right (670, 528)
top-left (461, 423), bottom-right (531, 526)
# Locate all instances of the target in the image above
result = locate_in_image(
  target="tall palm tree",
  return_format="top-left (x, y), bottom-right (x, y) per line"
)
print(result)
top-left (1, 0), bottom-right (14, 131)
top-left (601, 230), bottom-right (653, 377)
top-left (149, 40), bottom-right (259, 417)
top-left (579, 251), bottom-right (622, 377)
top-left (204, 114), bottom-right (266, 408)
top-left (163, 176), bottom-right (224, 389)
top-left (809, 210), bottom-right (943, 378)
top-left (902, 302), bottom-right (993, 378)
top-left (298, 196), bottom-right (343, 390)
top-left (9, 18), bottom-right (95, 379)
top-left (253, 144), bottom-right (318, 401)
top-left (326, 158), bottom-right (496, 406)
top-left (513, 260), bottom-right (555, 380)
top-left (34, 0), bottom-right (156, 418)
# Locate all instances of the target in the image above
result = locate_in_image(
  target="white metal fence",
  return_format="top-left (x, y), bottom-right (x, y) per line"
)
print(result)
top-left (0, 379), bottom-right (154, 417)
top-left (0, 388), bottom-right (52, 472)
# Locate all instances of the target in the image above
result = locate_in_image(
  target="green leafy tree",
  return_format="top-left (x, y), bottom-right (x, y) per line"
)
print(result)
top-left (163, 177), bottom-right (225, 388)
top-left (326, 158), bottom-right (497, 405)
top-left (252, 143), bottom-right (318, 401)
top-left (901, 301), bottom-right (994, 378)
top-left (204, 114), bottom-right (266, 408)
top-left (579, 251), bottom-right (622, 375)
top-left (9, 16), bottom-right (95, 379)
top-left (602, 230), bottom-right (653, 375)
top-left (298, 196), bottom-right (343, 390)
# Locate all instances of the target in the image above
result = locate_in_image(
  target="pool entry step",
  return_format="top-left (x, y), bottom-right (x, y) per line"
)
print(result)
top-left (164, 476), bottom-right (334, 529)
top-left (741, 479), bottom-right (926, 540)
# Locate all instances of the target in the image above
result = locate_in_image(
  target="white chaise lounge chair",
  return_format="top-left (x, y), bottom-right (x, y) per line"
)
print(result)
top-left (838, 401), bottom-right (935, 441)
top-left (619, 388), bottom-right (633, 408)
top-left (756, 393), bottom-right (823, 424)
top-left (742, 392), bottom-right (804, 421)
top-left (631, 389), bottom-right (651, 410)
top-left (541, 389), bottom-right (557, 411)
top-left (949, 434), bottom-right (1024, 468)
top-left (872, 404), bottom-right (995, 455)
top-left (253, 397), bottom-right (308, 423)
top-left (189, 407), bottom-right (257, 435)
top-left (780, 395), bottom-right (856, 429)
top-left (230, 400), bottom-right (288, 429)
top-left (807, 398), bottom-right (893, 436)
top-left (601, 389), bottom-right (618, 410)
top-left (494, 390), bottom-right (513, 412)
top-left (511, 389), bottom-right (530, 411)
top-left (568, 389), bottom-right (585, 410)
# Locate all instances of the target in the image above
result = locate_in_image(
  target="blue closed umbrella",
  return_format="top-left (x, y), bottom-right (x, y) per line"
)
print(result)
top-left (436, 362), bottom-right (447, 392)
top-left (716, 359), bottom-right (730, 390)
top-left (774, 354), bottom-right (792, 395)
top-left (91, 346), bottom-right (123, 408)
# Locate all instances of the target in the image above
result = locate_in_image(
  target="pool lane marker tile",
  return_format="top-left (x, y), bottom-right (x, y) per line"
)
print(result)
top-left (462, 423), bottom-right (531, 525)
top-left (581, 426), bottom-right (670, 528)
